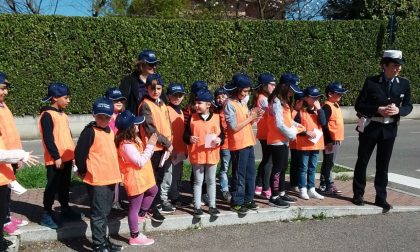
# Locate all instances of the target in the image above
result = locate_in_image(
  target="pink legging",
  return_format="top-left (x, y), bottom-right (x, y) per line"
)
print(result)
top-left (128, 185), bottom-right (158, 233)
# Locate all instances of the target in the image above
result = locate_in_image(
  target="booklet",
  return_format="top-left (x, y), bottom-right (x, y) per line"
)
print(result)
top-left (8, 180), bottom-right (27, 195)
top-left (159, 151), bottom-right (170, 168)
top-left (204, 134), bottom-right (217, 148)
top-left (308, 128), bottom-right (323, 144)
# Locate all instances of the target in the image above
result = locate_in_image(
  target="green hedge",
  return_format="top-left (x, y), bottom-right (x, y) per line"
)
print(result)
top-left (0, 15), bottom-right (418, 115)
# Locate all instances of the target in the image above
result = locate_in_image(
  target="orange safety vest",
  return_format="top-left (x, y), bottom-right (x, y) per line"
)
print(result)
top-left (218, 110), bottom-right (229, 150)
top-left (118, 140), bottom-right (156, 196)
top-left (266, 103), bottom-right (294, 145)
top-left (324, 100), bottom-right (345, 141)
top-left (0, 138), bottom-right (15, 186)
top-left (83, 127), bottom-right (122, 186)
top-left (139, 99), bottom-right (173, 151)
top-left (167, 106), bottom-right (187, 154)
top-left (38, 110), bottom-right (75, 165)
top-left (295, 109), bottom-right (324, 151)
top-left (255, 94), bottom-right (268, 140)
top-left (0, 103), bottom-right (22, 149)
top-left (188, 113), bottom-right (221, 165)
top-left (289, 110), bottom-right (299, 150)
top-left (226, 99), bottom-right (256, 151)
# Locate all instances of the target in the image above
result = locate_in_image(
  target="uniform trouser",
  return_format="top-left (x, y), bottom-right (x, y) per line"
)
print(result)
top-left (320, 141), bottom-right (340, 189)
top-left (43, 161), bottom-right (73, 212)
top-left (289, 149), bottom-right (299, 188)
top-left (256, 140), bottom-right (273, 191)
top-left (270, 144), bottom-right (289, 195)
top-left (230, 146), bottom-right (256, 206)
top-left (0, 185), bottom-right (9, 241)
top-left (150, 150), bottom-right (172, 205)
top-left (87, 184), bottom-right (115, 246)
top-left (353, 133), bottom-right (395, 202)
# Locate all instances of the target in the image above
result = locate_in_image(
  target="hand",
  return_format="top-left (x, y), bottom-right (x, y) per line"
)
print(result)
top-left (306, 131), bottom-right (316, 139)
top-left (167, 145), bottom-right (174, 153)
top-left (314, 100), bottom-right (321, 110)
top-left (377, 106), bottom-right (389, 117)
top-left (296, 124), bottom-right (306, 134)
top-left (211, 137), bottom-right (221, 147)
top-left (385, 103), bottom-right (399, 116)
top-left (24, 152), bottom-right (39, 167)
top-left (190, 136), bottom-right (199, 144)
top-left (294, 100), bottom-right (303, 111)
top-left (55, 158), bottom-right (63, 169)
top-left (17, 161), bottom-right (23, 169)
top-left (147, 133), bottom-right (158, 146)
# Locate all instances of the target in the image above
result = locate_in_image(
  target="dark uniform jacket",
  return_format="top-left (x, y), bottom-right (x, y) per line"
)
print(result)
top-left (119, 70), bottom-right (147, 116)
top-left (355, 74), bottom-right (413, 139)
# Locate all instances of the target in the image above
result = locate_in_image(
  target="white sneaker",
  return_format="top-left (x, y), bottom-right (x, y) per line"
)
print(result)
top-left (308, 187), bottom-right (324, 199)
top-left (299, 188), bottom-right (309, 200)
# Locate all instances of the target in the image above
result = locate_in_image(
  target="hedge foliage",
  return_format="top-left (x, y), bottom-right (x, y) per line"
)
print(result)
top-left (0, 15), bottom-right (418, 115)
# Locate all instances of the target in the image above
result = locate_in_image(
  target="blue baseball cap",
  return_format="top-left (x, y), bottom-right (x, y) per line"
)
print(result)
top-left (280, 73), bottom-right (302, 94)
top-left (195, 89), bottom-right (213, 102)
top-left (256, 72), bottom-right (276, 89)
top-left (224, 73), bottom-right (254, 91)
top-left (167, 83), bottom-right (185, 96)
top-left (104, 87), bottom-right (126, 101)
top-left (191, 80), bottom-right (208, 94)
top-left (115, 110), bottom-right (145, 131)
top-left (325, 81), bottom-right (347, 94)
top-left (214, 86), bottom-right (227, 97)
top-left (304, 85), bottom-right (322, 98)
top-left (0, 72), bottom-right (10, 88)
top-left (42, 82), bottom-right (70, 102)
top-left (294, 92), bottom-right (305, 100)
top-left (92, 97), bottom-right (114, 117)
top-left (146, 73), bottom-right (164, 86)
top-left (138, 49), bottom-right (159, 64)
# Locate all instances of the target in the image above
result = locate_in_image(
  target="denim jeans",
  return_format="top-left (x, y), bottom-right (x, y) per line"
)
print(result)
top-left (219, 148), bottom-right (231, 192)
top-left (298, 150), bottom-right (320, 189)
top-left (230, 146), bottom-right (256, 205)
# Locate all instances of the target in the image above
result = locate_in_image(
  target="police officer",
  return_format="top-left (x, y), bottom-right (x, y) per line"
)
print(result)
top-left (352, 50), bottom-right (413, 213)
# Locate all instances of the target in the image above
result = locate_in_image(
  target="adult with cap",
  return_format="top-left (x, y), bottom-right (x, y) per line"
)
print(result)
top-left (353, 49), bottom-right (412, 213)
top-left (120, 49), bottom-right (159, 115)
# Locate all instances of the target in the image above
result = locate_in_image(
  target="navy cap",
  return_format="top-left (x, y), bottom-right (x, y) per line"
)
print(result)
top-left (294, 92), bottom-right (305, 100)
top-left (280, 73), bottom-right (302, 94)
top-left (304, 85), bottom-right (322, 98)
top-left (138, 49), bottom-right (159, 64)
top-left (42, 82), bottom-right (70, 102)
top-left (167, 83), bottom-right (185, 96)
top-left (146, 73), bottom-right (164, 86)
top-left (0, 72), bottom-right (10, 88)
top-left (191, 80), bottom-right (208, 94)
top-left (104, 87), bottom-right (126, 101)
top-left (325, 81), bottom-right (347, 94)
top-left (195, 89), bottom-right (213, 102)
top-left (92, 97), bottom-right (114, 117)
top-left (214, 86), bottom-right (227, 97)
top-left (224, 73), bottom-right (253, 91)
top-left (115, 110), bottom-right (145, 131)
top-left (257, 72), bottom-right (276, 88)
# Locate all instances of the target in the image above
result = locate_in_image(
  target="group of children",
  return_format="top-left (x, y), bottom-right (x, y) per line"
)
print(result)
top-left (0, 68), bottom-right (347, 252)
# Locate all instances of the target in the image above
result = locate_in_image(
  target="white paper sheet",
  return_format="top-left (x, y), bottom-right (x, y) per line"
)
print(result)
top-left (204, 134), bottom-right (217, 148)
top-left (308, 128), bottom-right (323, 144)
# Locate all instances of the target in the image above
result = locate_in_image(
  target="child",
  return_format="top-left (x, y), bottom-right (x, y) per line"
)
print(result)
top-left (166, 83), bottom-right (188, 207)
top-left (38, 82), bottom-right (80, 229)
top-left (75, 97), bottom-right (123, 252)
top-left (213, 87), bottom-right (231, 202)
top-left (294, 85), bottom-right (327, 200)
top-left (319, 82), bottom-right (347, 195)
top-left (266, 73), bottom-right (305, 208)
top-left (138, 73), bottom-right (174, 216)
top-left (183, 89), bottom-right (224, 218)
top-left (223, 73), bottom-right (264, 214)
top-left (115, 110), bottom-right (157, 245)
top-left (254, 73), bottom-right (277, 199)
top-left (289, 92), bottom-right (305, 192)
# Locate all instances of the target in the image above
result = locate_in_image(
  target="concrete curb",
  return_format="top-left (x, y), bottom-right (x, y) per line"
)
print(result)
top-left (18, 205), bottom-right (420, 243)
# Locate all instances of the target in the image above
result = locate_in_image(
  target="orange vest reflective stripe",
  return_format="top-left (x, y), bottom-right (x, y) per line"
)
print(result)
top-left (0, 103), bottom-right (22, 149)
top-left (38, 110), bottom-right (75, 165)
top-left (289, 110), bottom-right (299, 149)
top-left (256, 94), bottom-right (268, 140)
top-left (140, 99), bottom-right (172, 151)
top-left (226, 100), bottom-right (256, 151)
top-left (167, 106), bottom-right (187, 154)
top-left (0, 138), bottom-right (15, 186)
top-left (83, 127), bottom-right (122, 186)
top-left (324, 101), bottom-right (345, 141)
top-left (218, 111), bottom-right (229, 150)
top-left (118, 140), bottom-right (156, 196)
top-left (267, 103), bottom-right (294, 144)
top-left (188, 113), bottom-right (221, 165)
top-left (295, 109), bottom-right (324, 150)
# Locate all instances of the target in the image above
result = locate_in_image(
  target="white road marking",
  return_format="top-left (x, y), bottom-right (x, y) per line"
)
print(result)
top-left (416, 169), bottom-right (420, 172)
top-left (388, 173), bottom-right (420, 189)
top-left (410, 132), bottom-right (420, 134)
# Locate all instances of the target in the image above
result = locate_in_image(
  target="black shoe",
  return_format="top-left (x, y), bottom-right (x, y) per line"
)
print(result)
top-left (208, 207), bottom-right (220, 217)
top-left (61, 207), bottom-right (82, 221)
top-left (111, 201), bottom-right (125, 212)
top-left (194, 208), bottom-right (204, 218)
top-left (230, 205), bottom-right (249, 214)
top-left (280, 194), bottom-right (297, 204)
top-left (375, 201), bottom-right (393, 213)
top-left (92, 243), bottom-right (111, 252)
top-left (0, 238), bottom-right (10, 252)
top-left (352, 196), bottom-right (365, 206)
top-left (161, 201), bottom-right (175, 214)
top-left (222, 191), bottom-right (232, 202)
top-left (151, 208), bottom-right (165, 222)
top-left (172, 198), bottom-right (189, 208)
top-left (268, 196), bottom-right (290, 208)
top-left (106, 238), bottom-right (122, 252)
top-left (244, 200), bottom-right (259, 210)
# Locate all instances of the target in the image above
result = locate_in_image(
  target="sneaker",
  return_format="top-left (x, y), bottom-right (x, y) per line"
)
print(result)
top-left (308, 187), bottom-right (324, 199)
top-left (261, 188), bottom-right (272, 199)
top-left (0, 238), bottom-right (10, 252)
top-left (201, 194), bottom-right (209, 206)
top-left (268, 196), bottom-right (290, 208)
top-left (230, 205), bottom-right (249, 215)
top-left (194, 208), bottom-right (204, 218)
top-left (319, 185), bottom-right (326, 193)
top-left (129, 233), bottom-right (154, 246)
top-left (172, 198), bottom-right (189, 208)
top-left (254, 186), bottom-right (262, 196)
top-left (222, 191), bottom-right (232, 202)
top-left (3, 222), bottom-right (22, 236)
top-left (208, 207), bottom-right (220, 217)
top-left (244, 201), bottom-right (259, 210)
top-left (150, 209), bottom-right (165, 223)
top-left (325, 185), bottom-right (343, 195)
top-left (160, 201), bottom-right (175, 214)
top-left (11, 216), bottom-right (29, 227)
top-left (299, 188), bottom-right (309, 200)
top-left (40, 212), bottom-right (59, 229)
top-left (61, 207), bottom-right (82, 221)
top-left (280, 194), bottom-right (297, 203)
